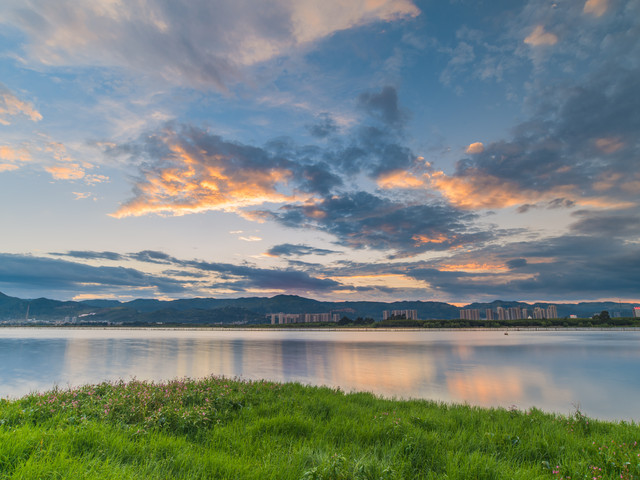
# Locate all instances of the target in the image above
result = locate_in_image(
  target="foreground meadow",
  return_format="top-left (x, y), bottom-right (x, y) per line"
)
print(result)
top-left (0, 377), bottom-right (638, 479)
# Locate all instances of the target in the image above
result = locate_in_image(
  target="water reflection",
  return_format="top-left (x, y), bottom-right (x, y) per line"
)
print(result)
top-left (0, 328), bottom-right (638, 421)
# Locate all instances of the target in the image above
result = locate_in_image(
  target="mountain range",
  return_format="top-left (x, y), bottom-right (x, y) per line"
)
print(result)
top-left (0, 291), bottom-right (636, 324)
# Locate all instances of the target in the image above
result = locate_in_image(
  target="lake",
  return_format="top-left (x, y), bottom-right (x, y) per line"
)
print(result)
top-left (0, 327), bottom-right (638, 422)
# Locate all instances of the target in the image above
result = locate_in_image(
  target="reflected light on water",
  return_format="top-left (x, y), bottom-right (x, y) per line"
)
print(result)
top-left (1, 328), bottom-right (639, 421)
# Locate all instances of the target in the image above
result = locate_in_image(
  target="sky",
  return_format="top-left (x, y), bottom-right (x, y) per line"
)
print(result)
top-left (0, 0), bottom-right (639, 304)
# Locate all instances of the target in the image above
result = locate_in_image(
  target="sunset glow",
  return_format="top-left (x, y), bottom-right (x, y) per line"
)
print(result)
top-left (0, 0), bottom-right (637, 303)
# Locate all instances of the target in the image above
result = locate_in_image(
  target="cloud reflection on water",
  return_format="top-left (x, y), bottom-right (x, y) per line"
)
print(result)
top-left (0, 329), bottom-right (638, 421)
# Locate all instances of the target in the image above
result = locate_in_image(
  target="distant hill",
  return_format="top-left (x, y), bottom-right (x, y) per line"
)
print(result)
top-left (0, 291), bottom-right (637, 324)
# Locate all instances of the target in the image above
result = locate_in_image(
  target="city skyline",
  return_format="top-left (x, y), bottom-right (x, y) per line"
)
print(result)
top-left (1, 0), bottom-right (639, 303)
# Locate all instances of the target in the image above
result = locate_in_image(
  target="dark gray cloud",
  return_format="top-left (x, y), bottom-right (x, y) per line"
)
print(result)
top-left (0, 253), bottom-right (186, 297)
top-left (404, 234), bottom-right (640, 301)
top-left (506, 258), bottom-right (527, 269)
top-left (180, 260), bottom-right (341, 291)
top-left (357, 86), bottom-right (407, 128)
top-left (449, 66), bottom-right (640, 206)
top-left (50, 250), bottom-right (123, 261)
top-left (257, 191), bottom-right (493, 255)
top-left (128, 250), bottom-right (175, 264)
top-left (266, 243), bottom-right (338, 257)
top-left (307, 113), bottom-right (339, 138)
top-left (120, 250), bottom-right (341, 291)
top-left (569, 209), bottom-right (640, 238)
top-left (0, 251), bottom-right (343, 299)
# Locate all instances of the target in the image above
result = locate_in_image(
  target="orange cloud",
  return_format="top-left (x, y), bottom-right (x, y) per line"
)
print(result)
top-left (595, 137), bottom-right (624, 154)
top-left (113, 141), bottom-right (297, 218)
top-left (291, 0), bottom-right (420, 46)
top-left (438, 262), bottom-right (509, 273)
top-left (329, 273), bottom-right (430, 290)
top-left (429, 169), bottom-right (632, 211)
top-left (0, 87), bottom-right (43, 125)
top-left (593, 172), bottom-right (622, 192)
top-left (45, 164), bottom-right (86, 180)
top-left (524, 25), bottom-right (558, 46)
top-left (465, 142), bottom-right (484, 154)
top-left (377, 170), bottom-right (425, 189)
top-left (0, 163), bottom-right (19, 172)
top-left (583, 0), bottom-right (608, 17)
top-left (72, 192), bottom-right (92, 200)
top-left (412, 233), bottom-right (449, 245)
top-left (0, 145), bottom-right (32, 163)
top-left (429, 169), bottom-right (542, 209)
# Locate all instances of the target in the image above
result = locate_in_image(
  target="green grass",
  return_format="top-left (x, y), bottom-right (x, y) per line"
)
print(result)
top-left (1, 378), bottom-right (638, 479)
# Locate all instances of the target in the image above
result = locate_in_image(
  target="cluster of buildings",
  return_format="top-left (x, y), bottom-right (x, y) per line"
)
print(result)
top-left (460, 305), bottom-right (558, 321)
top-left (382, 309), bottom-right (418, 320)
top-left (267, 312), bottom-right (341, 324)
top-left (634, 307), bottom-right (640, 318)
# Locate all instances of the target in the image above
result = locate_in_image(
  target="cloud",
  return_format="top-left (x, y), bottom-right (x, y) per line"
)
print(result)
top-left (465, 142), bottom-right (484, 154)
top-left (0, 84), bottom-right (42, 125)
top-left (239, 236), bottom-right (262, 242)
top-left (111, 125), bottom-right (300, 217)
top-left (124, 250), bottom-right (342, 292)
top-left (0, 253), bottom-right (185, 296)
top-left (45, 164), bottom-right (86, 180)
top-left (184, 259), bottom-right (342, 291)
top-left (506, 258), bottom-right (527, 269)
top-left (257, 191), bottom-right (493, 256)
top-left (110, 111), bottom-right (420, 219)
top-left (583, 0), bottom-right (608, 17)
top-left (72, 192), bottom-right (92, 200)
top-left (595, 137), bottom-right (624, 154)
top-left (376, 170), bottom-right (425, 189)
top-left (50, 250), bottom-right (124, 261)
top-left (411, 231), bottom-right (640, 301)
top-left (307, 113), bottom-right (339, 138)
top-left (524, 25), bottom-right (558, 46)
top-left (128, 250), bottom-right (175, 264)
top-left (3, 0), bottom-right (419, 91)
top-left (265, 243), bottom-right (338, 257)
top-left (0, 142), bottom-right (33, 174)
top-left (29, 249), bottom-right (344, 296)
top-left (569, 209), bottom-right (640, 238)
top-left (0, 145), bottom-right (32, 163)
top-left (428, 65), bottom-right (640, 211)
top-left (357, 86), bottom-right (406, 127)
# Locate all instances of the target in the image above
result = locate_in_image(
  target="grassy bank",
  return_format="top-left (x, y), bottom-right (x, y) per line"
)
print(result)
top-left (1, 378), bottom-right (638, 479)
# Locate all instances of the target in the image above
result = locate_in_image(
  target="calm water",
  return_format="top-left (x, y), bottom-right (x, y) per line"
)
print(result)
top-left (0, 328), bottom-right (638, 422)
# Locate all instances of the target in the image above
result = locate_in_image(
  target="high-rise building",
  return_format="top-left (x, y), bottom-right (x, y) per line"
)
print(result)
top-left (268, 312), bottom-right (339, 324)
top-left (546, 305), bottom-right (558, 319)
top-left (508, 307), bottom-right (522, 320)
top-left (533, 306), bottom-right (545, 319)
top-left (485, 309), bottom-right (494, 320)
top-left (496, 306), bottom-right (508, 320)
top-left (459, 309), bottom-right (480, 320)
top-left (633, 307), bottom-right (640, 318)
top-left (521, 308), bottom-right (528, 319)
top-left (383, 309), bottom-right (418, 320)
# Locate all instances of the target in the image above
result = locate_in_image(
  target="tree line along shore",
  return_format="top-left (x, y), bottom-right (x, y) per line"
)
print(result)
top-left (0, 376), bottom-right (638, 479)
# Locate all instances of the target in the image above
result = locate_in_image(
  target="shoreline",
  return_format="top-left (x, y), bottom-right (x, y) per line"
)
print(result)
top-left (1, 376), bottom-right (639, 479)
top-left (2, 324), bottom-right (640, 332)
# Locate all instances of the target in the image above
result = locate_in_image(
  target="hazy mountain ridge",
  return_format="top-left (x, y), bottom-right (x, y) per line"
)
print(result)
top-left (0, 291), bottom-right (636, 324)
